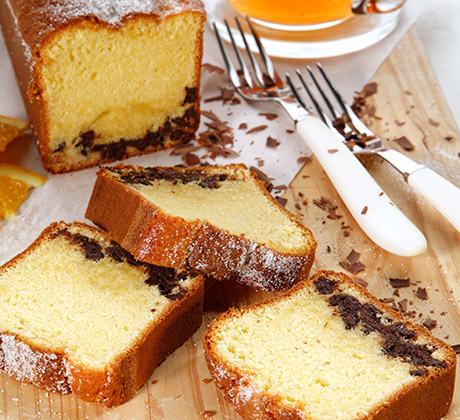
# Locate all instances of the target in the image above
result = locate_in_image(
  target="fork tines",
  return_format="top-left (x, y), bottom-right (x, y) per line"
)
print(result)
top-left (213, 17), bottom-right (280, 90)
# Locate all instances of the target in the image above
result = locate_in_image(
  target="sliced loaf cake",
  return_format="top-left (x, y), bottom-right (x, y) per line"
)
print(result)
top-left (0, 221), bottom-right (204, 406)
top-left (85, 164), bottom-right (317, 291)
top-left (0, 0), bottom-right (205, 173)
top-left (203, 270), bottom-right (456, 420)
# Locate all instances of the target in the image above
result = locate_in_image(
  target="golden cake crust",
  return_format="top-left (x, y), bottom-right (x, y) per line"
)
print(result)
top-left (0, 0), bottom-right (205, 173)
top-left (203, 270), bottom-right (457, 420)
top-left (0, 221), bottom-right (205, 406)
top-left (85, 164), bottom-right (317, 291)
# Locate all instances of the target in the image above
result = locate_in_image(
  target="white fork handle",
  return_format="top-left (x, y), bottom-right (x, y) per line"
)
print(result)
top-left (408, 168), bottom-right (460, 232)
top-left (297, 115), bottom-right (427, 256)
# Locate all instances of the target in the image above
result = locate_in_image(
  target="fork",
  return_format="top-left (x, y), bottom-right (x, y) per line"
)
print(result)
top-left (299, 63), bottom-right (460, 233)
top-left (214, 17), bottom-right (427, 257)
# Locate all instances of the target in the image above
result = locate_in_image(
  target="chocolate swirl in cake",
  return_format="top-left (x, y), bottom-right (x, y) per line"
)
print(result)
top-left (52, 227), bottom-right (191, 301)
top-left (313, 276), bottom-right (447, 375)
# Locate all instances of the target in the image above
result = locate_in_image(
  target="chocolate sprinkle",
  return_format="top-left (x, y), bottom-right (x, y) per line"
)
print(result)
top-left (266, 136), bottom-right (280, 148)
top-left (389, 278), bottom-right (411, 288)
top-left (423, 318), bottom-right (437, 331)
top-left (416, 287), bottom-right (428, 300)
top-left (393, 136), bottom-right (415, 151)
top-left (276, 197), bottom-right (288, 207)
top-left (247, 125), bottom-right (268, 134)
top-left (258, 112), bottom-right (278, 121)
top-left (451, 344), bottom-right (460, 354)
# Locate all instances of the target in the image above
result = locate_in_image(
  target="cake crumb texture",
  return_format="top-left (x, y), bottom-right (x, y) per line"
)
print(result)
top-left (0, 0), bottom-right (205, 173)
top-left (203, 270), bottom-right (456, 420)
top-left (85, 164), bottom-right (317, 291)
top-left (0, 221), bottom-right (204, 406)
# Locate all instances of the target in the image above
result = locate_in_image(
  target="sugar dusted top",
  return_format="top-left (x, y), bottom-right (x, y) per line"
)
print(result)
top-left (8, 0), bottom-right (205, 48)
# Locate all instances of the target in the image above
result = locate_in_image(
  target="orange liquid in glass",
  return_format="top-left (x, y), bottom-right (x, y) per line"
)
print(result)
top-left (227, 0), bottom-right (353, 26)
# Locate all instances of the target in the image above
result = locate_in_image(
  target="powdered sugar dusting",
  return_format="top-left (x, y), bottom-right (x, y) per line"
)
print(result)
top-left (7, 0), bottom-right (204, 56)
top-left (0, 333), bottom-right (71, 394)
top-left (189, 225), bottom-right (311, 291)
top-left (5, 0), bottom-right (32, 65)
top-left (44, 0), bottom-right (196, 26)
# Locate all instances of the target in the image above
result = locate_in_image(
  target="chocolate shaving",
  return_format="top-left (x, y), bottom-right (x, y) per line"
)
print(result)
top-left (346, 249), bottom-right (361, 264)
top-left (451, 344), bottom-right (460, 354)
top-left (328, 149), bottom-right (339, 154)
top-left (249, 166), bottom-right (271, 185)
top-left (247, 124), bottom-right (268, 134)
top-left (393, 136), bottom-right (415, 151)
top-left (347, 261), bottom-right (366, 274)
top-left (276, 197), bottom-right (288, 207)
top-left (389, 278), bottom-right (411, 288)
top-left (398, 299), bottom-right (408, 312)
top-left (351, 82), bottom-right (379, 119)
top-left (183, 152), bottom-right (201, 166)
top-left (422, 318), bottom-right (437, 331)
top-left (201, 110), bottom-right (220, 122)
top-left (353, 277), bottom-right (368, 289)
top-left (297, 156), bottom-right (312, 164)
top-left (380, 298), bottom-right (395, 304)
top-left (238, 123), bottom-right (248, 130)
top-left (416, 287), bottom-right (428, 300)
top-left (266, 136), bottom-right (280, 148)
top-left (361, 206), bottom-right (368, 215)
top-left (428, 118), bottom-right (440, 127)
top-left (258, 112), bottom-right (278, 121)
top-left (170, 145), bottom-right (202, 156)
top-left (362, 82), bottom-right (378, 97)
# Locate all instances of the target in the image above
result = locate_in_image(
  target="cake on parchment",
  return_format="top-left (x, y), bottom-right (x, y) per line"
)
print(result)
top-left (0, 0), bottom-right (205, 173)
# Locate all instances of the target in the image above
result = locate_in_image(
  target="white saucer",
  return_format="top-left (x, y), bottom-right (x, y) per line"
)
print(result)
top-left (204, 0), bottom-right (403, 59)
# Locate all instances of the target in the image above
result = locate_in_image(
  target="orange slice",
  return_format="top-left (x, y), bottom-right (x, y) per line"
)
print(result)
top-left (0, 163), bottom-right (47, 188)
top-left (0, 164), bottom-right (47, 229)
top-left (0, 174), bottom-right (28, 226)
top-left (0, 115), bottom-right (30, 152)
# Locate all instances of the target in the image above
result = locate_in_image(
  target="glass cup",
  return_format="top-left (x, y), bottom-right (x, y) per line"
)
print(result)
top-left (204, 0), bottom-right (407, 58)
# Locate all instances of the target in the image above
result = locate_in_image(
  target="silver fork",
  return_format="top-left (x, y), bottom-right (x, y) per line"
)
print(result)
top-left (299, 64), bottom-right (460, 233)
top-left (214, 17), bottom-right (427, 257)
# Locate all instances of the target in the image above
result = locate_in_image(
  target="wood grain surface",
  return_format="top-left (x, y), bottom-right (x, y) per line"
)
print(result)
top-left (1, 28), bottom-right (460, 420)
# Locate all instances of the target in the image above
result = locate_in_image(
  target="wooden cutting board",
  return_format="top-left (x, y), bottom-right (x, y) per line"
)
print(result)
top-left (1, 28), bottom-right (460, 420)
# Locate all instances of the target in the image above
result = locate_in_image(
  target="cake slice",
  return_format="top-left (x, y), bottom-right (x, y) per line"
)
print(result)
top-left (203, 270), bottom-right (456, 420)
top-left (0, 0), bottom-right (205, 173)
top-left (0, 221), bottom-right (204, 406)
top-left (85, 164), bottom-right (317, 291)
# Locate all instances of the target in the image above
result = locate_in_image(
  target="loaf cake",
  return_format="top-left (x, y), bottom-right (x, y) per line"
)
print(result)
top-left (85, 164), bottom-right (317, 291)
top-left (0, 221), bottom-right (204, 406)
top-left (203, 270), bottom-right (456, 420)
top-left (0, 0), bottom-right (205, 173)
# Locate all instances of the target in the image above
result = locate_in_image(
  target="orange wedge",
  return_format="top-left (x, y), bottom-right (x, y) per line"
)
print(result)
top-left (0, 163), bottom-right (47, 229)
top-left (0, 115), bottom-right (30, 152)
top-left (0, 163), bottom-right (47, 188)
top-left (0, 174), bottom-right (28, 226)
